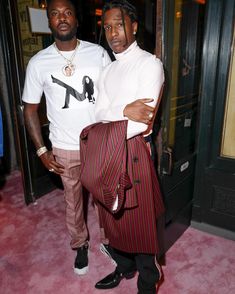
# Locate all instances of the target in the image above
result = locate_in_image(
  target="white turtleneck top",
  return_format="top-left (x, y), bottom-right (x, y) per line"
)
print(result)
top-left (95, 41), bottom-right (164, 139)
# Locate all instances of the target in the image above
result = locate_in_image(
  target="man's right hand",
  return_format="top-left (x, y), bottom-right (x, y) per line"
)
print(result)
top-left (123, 98), bottom-right (155, 125)
top-left (23, 102), bottom-right (65, 175)
top-left (40, 150), bottom-right (65, 175)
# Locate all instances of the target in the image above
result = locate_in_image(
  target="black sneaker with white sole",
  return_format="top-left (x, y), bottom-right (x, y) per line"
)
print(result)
top-left (74, 243), bottom-right (89, 275)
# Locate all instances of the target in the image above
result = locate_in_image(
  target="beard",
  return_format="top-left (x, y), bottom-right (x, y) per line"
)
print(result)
top-left (50, 26), bottom-right (78, 41)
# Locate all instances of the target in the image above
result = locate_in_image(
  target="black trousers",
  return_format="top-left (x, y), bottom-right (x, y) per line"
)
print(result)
top-left (110, 246), bottom-right (160, 294)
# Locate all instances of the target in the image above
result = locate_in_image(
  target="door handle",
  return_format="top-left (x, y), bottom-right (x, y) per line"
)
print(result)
top-left (161, 147), bottom-right (173, 175)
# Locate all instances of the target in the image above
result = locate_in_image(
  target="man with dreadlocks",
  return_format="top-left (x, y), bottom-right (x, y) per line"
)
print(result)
top-left (79, 0), bottom-right (165, 293)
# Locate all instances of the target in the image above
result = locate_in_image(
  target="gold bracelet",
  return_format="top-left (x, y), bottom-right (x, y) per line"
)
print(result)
top-left (36, 146), bottom-right (48, 157)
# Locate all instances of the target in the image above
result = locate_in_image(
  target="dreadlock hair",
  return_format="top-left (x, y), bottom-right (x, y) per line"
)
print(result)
top-left (102, 0), bottom-right (138, 23)
top-left (99, 0), bottom-right (138, 45)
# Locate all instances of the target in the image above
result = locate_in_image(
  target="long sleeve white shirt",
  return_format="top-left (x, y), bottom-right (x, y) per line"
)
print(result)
top-left (95, 41), bottom-right (164, 139)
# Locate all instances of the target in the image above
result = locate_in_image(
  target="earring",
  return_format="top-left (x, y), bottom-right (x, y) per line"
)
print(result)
top-left (133, 31), bottom-right (136, 35)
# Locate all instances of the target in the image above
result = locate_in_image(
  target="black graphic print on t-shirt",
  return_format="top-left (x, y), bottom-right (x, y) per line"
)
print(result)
top-left (51, 75), bottom-right (95, 108)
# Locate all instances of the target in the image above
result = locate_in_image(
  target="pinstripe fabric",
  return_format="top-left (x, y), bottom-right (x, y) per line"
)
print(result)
top-left (80, 121), bottom-right (165, 254)
top-left (80, 120), bottom-right (133, 213)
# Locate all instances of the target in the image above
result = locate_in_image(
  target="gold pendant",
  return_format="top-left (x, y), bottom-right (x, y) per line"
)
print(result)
top-left (62, 64), bottom-right (75, 77)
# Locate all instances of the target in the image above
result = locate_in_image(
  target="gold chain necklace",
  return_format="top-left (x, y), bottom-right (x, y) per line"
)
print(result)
top-left (54, 39), bottom-right (80, 77)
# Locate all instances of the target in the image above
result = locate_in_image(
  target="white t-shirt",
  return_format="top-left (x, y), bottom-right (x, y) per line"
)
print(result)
top-left (22, 40), bottom-right (111, 150)
top-left (95, 41), bottom-right (164, 139)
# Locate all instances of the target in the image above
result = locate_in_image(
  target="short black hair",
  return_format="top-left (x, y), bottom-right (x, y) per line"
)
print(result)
top-left (46, 0), bottom-right (79, 19)
top-left (102, 0), bottom-right (138, 23)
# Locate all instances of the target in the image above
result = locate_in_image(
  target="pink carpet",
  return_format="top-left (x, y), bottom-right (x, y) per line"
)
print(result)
top-left (0, 171), bottom-right (235, 294)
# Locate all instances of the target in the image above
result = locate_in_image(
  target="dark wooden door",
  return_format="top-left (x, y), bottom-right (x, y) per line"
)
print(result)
top-left (193, 0), bottom-right (235, 233)
top-left (1, 0), bottom-right (60, 204)
top-left (157, 0), bottom-right (206, 251)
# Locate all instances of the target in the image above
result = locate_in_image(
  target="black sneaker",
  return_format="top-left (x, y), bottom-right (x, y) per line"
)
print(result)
top-left (73, 243), bottom-right (89, 275)
top-left (100, 243), bottom-right (117, 266)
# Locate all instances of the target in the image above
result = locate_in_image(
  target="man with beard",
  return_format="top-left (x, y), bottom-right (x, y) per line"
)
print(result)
top-left (22, 0), bottom-right (111, 275)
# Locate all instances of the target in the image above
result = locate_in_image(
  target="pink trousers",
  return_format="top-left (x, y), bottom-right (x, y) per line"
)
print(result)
top-left (53, 147), bottom-right (88, 249)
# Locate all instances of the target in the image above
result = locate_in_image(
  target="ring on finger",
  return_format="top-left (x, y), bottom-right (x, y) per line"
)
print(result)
top-left (49, 168), bottom-right (54, 172)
